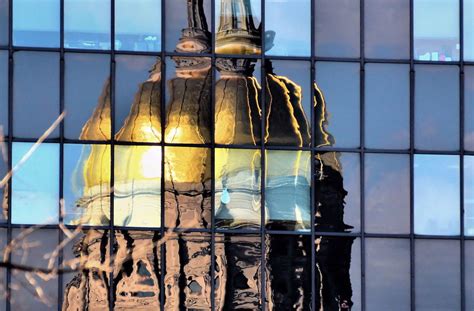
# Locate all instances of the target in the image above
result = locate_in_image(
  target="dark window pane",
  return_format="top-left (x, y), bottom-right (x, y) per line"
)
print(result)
top-left (63, 144), bottom-right (110, 226)
top-left (215, 0), bottom-right (261, 55)
top-left (266, 150), bottom-right (311, 230)
top-left (165, 57), bottom-right (211, 144)
top-left (315, 152), bottom-right (360, 232)
top-left (415, 65), bottom-right (459, 150)
top-left (65, 53), bottom-right (110, 139)
top-left (414, 155), bottom-right (460, 235)
top-left (0, 144), bottom-right (6, 224)
top-left (13, 0), bottom-right (59, 47)
top-left (315, 62), bottom-right (360, 148)
top-left (364, 0), bottom-right (410, 59)
top-left (467, 241), bottom-right (474, 310)
top-left (0, 51), bottom-right (7, 135)
top-left (64, 0), bottom-right (111, 50)
top-left (165, 147), bottom-right (211, 229)
top-left (215, 148), bottom-right (261, 229)
top-left (365, 64), bottom-right (409, 149)
top-left (315, 0), bottom-right (360, 58)
top-left (366, 239), bottom-right (410, 311)
top-left (265, 60), bottom-right (311, 147)
top-left (365, 154), bottom-right (410, 234)
top-left (115, 0), bottom-right (161, 52)
top-left (165, 0), bottom-right (211, 53)
top-left (114, 145), bottom-right (161, 227)
top-left (415, 240), bottom-right (460, 311)
top-left (13, 52), bottom-right (59, 139)
top-left (414, 0), bottom-right (460, 61)
top-left (115, 55), bottom-right (161, 142)
top-left (0, 229), bottom-right (6, 309)
top-left (466, 156), bottom-right (474, 235)
top-left (11, 229), bottom-right (58, 310)
top-left (0, 0), bottom-right (8, 45)
top-left (466, 66), bottom-right (474, 151)
top-left (215, 58), bottom-right (261, 145)
top-left (266, 0), bottom-right (310, 56)
top-left (466, 0), bottom-right (474, 61)
top-left (12, 142), bottom-right (59, 224)
top-left (267, 235), bottom-right (311, 309)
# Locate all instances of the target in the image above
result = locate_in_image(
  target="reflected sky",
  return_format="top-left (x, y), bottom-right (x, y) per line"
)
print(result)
top-left (466, 0), bottom-right (474, 61)
top-left (466, 156), bottom-right (474, 236)
top-left (0, 51), bottom-right (7, 135)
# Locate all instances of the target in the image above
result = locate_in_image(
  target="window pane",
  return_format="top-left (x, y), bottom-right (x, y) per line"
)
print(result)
top-left (63, 144), bottom-right (110, 226)
top-left (315, 62), bottom-right (360, 148)
top-left (115, 0), bottom-right (161, 52)
top-left (11, 229), bottom-right (58, 310)
top-left (265, 60), bottom-right (311, 147)
top-left (265, 0), bottom-right (310, 56)
top-left (466, 66), bottom-right (474, 151)
top-left (215, 148), bottom-right (261, 229)
top-left (13, 0), bottom-right (59, 48)
top-left (466, 156), bottom-right (474, 235)
top-left (415, 65), bottom-right (459, 150)
top-left (64, 0), bottom-right (111, 50)
top-left (315, 152), bottom-right (360, 232)
top-left (267, 235), bottom-right (311, 309)
top-left (365, 64), bottom-right (409, 149)
top-left (414, 155), bottom-right (460, 235)
top-left (466, 0), bottom-right (474, 60)
top-left (265, 150), bottom-right (311, 230)
top-left (13, 52), bottom-right (59, 139)
top-left (215, 0), bottom-right (261, 55)
top-left (0, 0), bottom-right (8, 45)
top-left (165, 0), bottom-right (211, 53)
top-left (0, 51), bottom-right (7, 135)
top-left (414, 0), bottom-right (460, 61)
top-left (0, 229), bottom-right (6, 309)
top-left (115, 145), bottom-right (161, 227)
top-left (115, 55), bottom-right (160, 142)
top-left (415, 240), bottom-right (460, 310)
top-left (12, 142), bottom-right (59, 224)
top-left (164, 147), bottom-right (211, 229)
top-left (467, 241), bottom-right (474, 310)
top-left (65, 53), bottom-right (110, 139)
top-left (364, 0), bottom-right (410, 59)
top-left (365, 154), bottom-right (410, 234)
top-left (315, 0), bottom-right (360, 58)
top-left (366, 239), bottom-right (410, 311)
top-left (0, 144), bottom-right (6, 223)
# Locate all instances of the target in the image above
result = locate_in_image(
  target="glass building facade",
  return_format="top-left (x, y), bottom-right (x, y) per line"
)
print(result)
top-left (0, 0), bottom-right (473, 310)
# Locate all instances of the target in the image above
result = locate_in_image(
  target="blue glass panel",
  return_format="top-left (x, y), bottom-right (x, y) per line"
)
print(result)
top-left (465, 0), bottom-right (474, 61)
top-left (12, 142), bottom-right (59, 224)
top-left (467, 241), bottom-right (474, 310)
top-left (0, 0), bottom-right (8, 45)
top-left (0, 51), bottom-right (7, 136)
top-left (466, 66), bottom-right (474, 151)
top-left (466, 156), bottom-right (474, 235)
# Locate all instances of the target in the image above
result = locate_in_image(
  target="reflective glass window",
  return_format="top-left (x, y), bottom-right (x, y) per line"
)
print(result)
top-left (466, 0), bottom-right (474, 60)
top-left (265, 0), bottom-right (310, 56)
top-left (467, 241), bottom-right (474, 310)
top-left (0, 51), bottom-right (7, 135)
top-left (64, 0), bottom-right (111, 50)
top-left (414, 0), bottom-right (460, 61)
top-left (415, 65), bottom-right (459, 151)
top-left (0, 229), bottom-right (5, 308)
top-left (13, 52), bottom-right (60, 139)
top-left (65, 53), bottom-right (110, 140)
top-left (0, 144), bottom-right (6, 223)
top-left (415, 240), bottom-right (461, 310)
top-left (414, 155), bottom-right (460, 235)
top-left (12, 142), bottom-right (59, 224)
top-left (365, 64), bottom-right (409, 149)
top-left (364, 0), bottom-right (410, 59)
top-left (365, 154), bottom-right (410, 234)
top-left (366, 239), bottom-right (410, 311)
top-left (315, 62), bottom-right (360, 148)
top-left (0, 0), bottom-right (8, 45)
top-left (315, 0), bottom-right (360, 58)
top-left (13, 0), bottom-right (59, 48)
top-left (115, 0), bottom-right (161, 52)
top-left (466, 66), bottom-right (474, 151)
top-left (466, 156), bottom-right (474, 235)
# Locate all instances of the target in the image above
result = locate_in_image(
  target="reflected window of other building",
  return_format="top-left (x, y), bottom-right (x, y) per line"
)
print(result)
top-left (13, 0), bottom-right (59, 48)
top-left (466, 66), bottom-right (474, 151)
top-left (64, 0), bottom-right (111, 50)
top-left (13, 52), bottom-right (60, 139)
top-left (0, 51), bottom-right (7, 136)
top-left (466, 156), bottom-right (474, 235)
top-left (464, 0), bottom-right (474, 61)
top-left (365, 64), bottom-right (410, 149)
top-left (0, 0), bottom-right (8, 45)
top-left (265, 0), bottom-right (310, 56)
top-left (414, 0), bottom-right (459, 61)
top-left (12, 142), bottom-right (59, 225)
top-left (364, 0), bottom-right (410, 59)
top-left (415, 65), bottom-right (459, 151)
top-left (315, 0), bottom-right (360, 58)
top-left (115, 0), bottom-right (161, 52)
top-left (414, 154), bottom-right (460, 235)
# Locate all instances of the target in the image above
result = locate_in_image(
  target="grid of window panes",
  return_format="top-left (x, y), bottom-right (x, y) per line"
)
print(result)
top-left (0, 0), bottom-right (473, 310)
